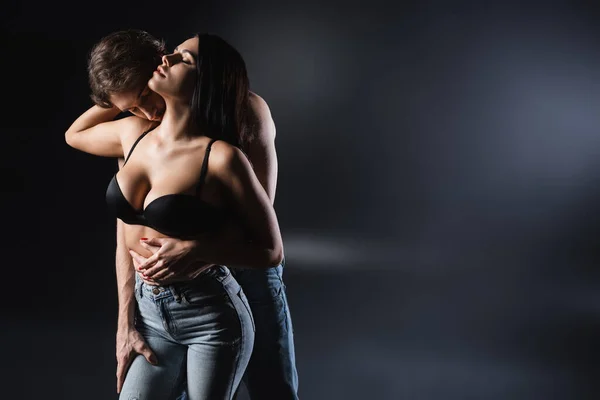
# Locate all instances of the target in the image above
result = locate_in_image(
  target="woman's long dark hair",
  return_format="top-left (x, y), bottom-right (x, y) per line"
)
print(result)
top-left (190, 33), bottom-right (252, 150)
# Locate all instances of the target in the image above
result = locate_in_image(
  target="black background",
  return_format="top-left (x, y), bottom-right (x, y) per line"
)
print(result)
top-left (2, 0), bottom-right (600, 398)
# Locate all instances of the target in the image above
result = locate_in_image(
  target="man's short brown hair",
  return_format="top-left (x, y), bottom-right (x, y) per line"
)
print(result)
top-left (88, 29), bottom-right (166, 108)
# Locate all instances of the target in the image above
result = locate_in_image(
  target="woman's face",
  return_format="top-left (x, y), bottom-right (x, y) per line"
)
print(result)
top-left (148, 36), bottom-right (198, 102)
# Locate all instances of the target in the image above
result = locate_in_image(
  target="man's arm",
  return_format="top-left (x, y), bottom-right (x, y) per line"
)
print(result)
top-left (245, 91), bottom-right (278, 204)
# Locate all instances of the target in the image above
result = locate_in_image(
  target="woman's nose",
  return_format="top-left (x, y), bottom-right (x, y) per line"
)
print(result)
top-left (162, 53), bottom-right (180, 66)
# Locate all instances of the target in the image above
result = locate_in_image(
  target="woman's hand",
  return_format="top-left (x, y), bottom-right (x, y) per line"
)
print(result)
top-left (129, 237), bottom-right (212, 285)
top-left (116, 328), bottom-right (157, 394)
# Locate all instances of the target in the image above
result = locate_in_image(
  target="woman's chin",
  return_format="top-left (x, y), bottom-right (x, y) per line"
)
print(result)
top-left (147, 79), bottom-right (161, 92)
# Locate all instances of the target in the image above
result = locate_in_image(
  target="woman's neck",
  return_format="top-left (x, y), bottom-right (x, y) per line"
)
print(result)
top-left (155, 100), bottom-right (201, 142)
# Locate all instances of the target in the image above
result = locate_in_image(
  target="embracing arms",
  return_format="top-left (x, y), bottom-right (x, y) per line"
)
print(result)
top-left (183, 142), bottom-right (283, 269)
top-left (194, 94), bottom-right (282, 267)
top-left (134, 93), bottom-right (283, 278)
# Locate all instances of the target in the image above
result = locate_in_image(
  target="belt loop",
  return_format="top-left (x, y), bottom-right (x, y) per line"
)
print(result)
top-left (170, 285), bottom-right (182, 303)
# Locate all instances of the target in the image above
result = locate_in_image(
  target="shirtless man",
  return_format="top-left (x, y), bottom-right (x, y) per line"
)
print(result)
top-left (66, 29), bottom-right (299, 399)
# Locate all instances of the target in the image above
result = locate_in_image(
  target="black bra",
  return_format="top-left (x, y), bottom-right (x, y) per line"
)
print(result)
top-left (105, 129), bottom-right (225, 238)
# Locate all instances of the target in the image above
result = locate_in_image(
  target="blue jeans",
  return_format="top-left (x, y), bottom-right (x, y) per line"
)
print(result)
top-left (178, 261), bottom-right (299, 400)
top-left (120, 266), bottom-right (255, 400)
top-left (232, 262), bottom-right (299, 399)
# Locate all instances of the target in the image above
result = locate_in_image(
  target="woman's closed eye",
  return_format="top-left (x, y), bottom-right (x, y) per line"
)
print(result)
top-left (174, 49), bottom-right (195, 65)
top-left (176, 54), bottom-right (191, 65)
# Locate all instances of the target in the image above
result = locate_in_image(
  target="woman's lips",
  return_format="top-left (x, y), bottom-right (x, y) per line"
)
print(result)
top-left (155, 66), bottom-right (166, 77)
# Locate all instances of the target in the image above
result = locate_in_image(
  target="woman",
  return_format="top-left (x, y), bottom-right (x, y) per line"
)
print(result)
top-left (69, 29), bottom-right (298, 399)
top-left (66, 33), bottom-right (283, 399)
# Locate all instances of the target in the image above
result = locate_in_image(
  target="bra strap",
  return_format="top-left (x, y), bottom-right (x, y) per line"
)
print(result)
top-left (196, 138), bottom-right (219, 194)
top-left (123, 128), bottom-right (152, 165)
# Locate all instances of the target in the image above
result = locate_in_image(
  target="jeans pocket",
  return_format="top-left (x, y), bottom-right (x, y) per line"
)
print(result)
top-left (237, 288), bottom-right (255, 333)
top-left (134, 276), bottom-right (142, 302)
top-left (181, 291), bottom-right (229, 307)
top-left (180, 280), bottom-right (229, 307)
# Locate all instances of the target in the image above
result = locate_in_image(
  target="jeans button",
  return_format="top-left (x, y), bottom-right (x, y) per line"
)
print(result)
top-left (152, 287), bottom-right (160, 295)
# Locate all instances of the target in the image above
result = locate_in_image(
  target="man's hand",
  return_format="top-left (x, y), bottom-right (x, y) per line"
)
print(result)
top-left (130, 237), bottom-right (213, 285)
top-left (116, 328), bottom-right (157, 393)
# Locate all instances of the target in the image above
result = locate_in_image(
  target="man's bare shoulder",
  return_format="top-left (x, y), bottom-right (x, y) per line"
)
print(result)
top-left (248, 91), bottom-right (276, 142)
top-left (249, 91), bottom-right (273, 118)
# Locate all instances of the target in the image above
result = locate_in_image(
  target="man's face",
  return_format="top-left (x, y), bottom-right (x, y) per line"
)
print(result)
top-left (109, 86), bottom-right (166, 121)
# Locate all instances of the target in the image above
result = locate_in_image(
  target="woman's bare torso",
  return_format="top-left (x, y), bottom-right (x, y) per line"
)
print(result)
top-left (118, 124), bottom-right (246, 260)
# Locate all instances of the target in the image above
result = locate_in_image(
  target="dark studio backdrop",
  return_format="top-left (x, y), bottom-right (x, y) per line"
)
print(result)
top-left (1, 0), bottom-right (599, 398)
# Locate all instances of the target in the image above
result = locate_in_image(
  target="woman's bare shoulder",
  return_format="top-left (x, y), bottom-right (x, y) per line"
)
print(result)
top-left (208, 140), bottom-right (248, 175)
top-left (120, 116), bottom-right (159, 146)
top-left (121, 116), bottom-right (156, 136)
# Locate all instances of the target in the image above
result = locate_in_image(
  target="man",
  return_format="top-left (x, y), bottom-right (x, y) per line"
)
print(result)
top-left (72, 29), bottom-right (299, 399)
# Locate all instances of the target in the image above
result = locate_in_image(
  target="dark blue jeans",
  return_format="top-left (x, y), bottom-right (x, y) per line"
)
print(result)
top-left (232, 261), bottom-right (299, 399)
top-left (177, 261), bottom-right (299, 399)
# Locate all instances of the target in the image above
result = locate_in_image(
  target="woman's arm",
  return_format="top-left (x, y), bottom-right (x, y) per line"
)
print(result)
top-left (115, 217), bottom-right (136, 330)
top-left (114, 216), bottom-right (157, 392)
top-left (189, 142), bottom-right (284, 269)
top-left (130, 94), bottom-right (282, 280)
top-left (65, 105), bottom-right (150, 157)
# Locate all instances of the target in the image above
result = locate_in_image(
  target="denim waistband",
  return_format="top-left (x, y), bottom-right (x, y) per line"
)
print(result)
top-left (137, 265), bottom-right (233, 300)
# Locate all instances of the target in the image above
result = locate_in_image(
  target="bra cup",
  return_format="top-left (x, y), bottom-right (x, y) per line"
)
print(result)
top-left (106, 176), bottom-right (224, 238)
top-left (105, 134), bottom-right (222, 238)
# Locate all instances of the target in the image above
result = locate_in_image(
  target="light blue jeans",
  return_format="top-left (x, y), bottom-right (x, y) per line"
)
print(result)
top-left (177, 261), bottom-right (299, 400)
top-left (120, 266), bottom-right (255, 400)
